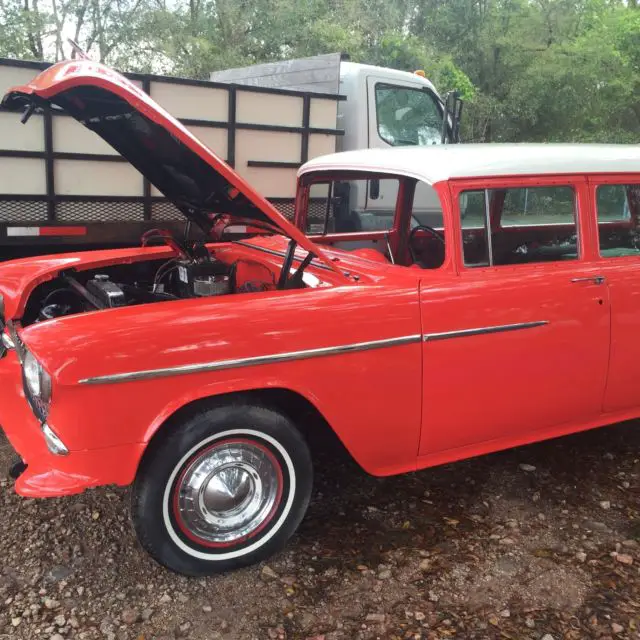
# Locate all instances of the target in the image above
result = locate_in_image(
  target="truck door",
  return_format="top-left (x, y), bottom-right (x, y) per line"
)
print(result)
top-left (588, 178), bottom-right (640, 413)
top-left (365, 76), bottom-right (445, 225)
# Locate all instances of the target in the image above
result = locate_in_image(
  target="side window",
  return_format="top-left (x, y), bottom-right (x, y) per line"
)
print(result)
top-left (411, 181), bottom-right (444, 229)
top-left (306, 183), bottom-right (334, 234)
top-left (305, 178), bottom-right (400, 235)
top-left (375, 84), bottom-right (442, 147)
top-left (459, 186), bottom-right (579, 267)
top-left (459, 190), bottom-right (490, 266)
top-left (597, 184), bottom-right (640, 257)
top-left (500, 187), bottom-right (575, 227)
top-left (409, 181), bottom-right (446, 269)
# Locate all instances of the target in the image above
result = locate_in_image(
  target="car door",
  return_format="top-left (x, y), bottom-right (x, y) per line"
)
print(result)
top-left (587, 176), bottom-right (640, 413)
top-left (418, 177), bottom-right (611, 457)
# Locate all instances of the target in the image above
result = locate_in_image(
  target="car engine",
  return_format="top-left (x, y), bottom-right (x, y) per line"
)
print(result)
top-left (22, 230), bottom-right (316, 327)
top-left (24, 250), bottom-right (276, 326)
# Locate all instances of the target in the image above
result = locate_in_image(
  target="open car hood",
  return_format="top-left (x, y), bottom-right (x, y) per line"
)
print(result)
top-left (2, 60), bottom-right (331, 267)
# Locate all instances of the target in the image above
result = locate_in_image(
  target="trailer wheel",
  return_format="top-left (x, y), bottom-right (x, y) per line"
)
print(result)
top-left (131, 403), bottom-right (313, 576)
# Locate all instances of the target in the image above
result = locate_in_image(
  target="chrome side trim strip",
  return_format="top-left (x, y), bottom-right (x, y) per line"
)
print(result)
top-left (79, 334), bottom-right (422, 385)
top-left (424, 321), bottom-right (548, 342)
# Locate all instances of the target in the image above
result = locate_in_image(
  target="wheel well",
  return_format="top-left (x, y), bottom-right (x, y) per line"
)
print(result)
top-left (142, 388), bottom-right (356, 469)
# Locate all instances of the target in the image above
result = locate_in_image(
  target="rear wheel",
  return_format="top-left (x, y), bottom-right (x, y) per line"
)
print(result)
top-left (131, 403), bottom-right (313, 576)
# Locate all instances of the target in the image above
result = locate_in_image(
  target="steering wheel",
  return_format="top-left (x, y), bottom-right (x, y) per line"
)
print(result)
top-left (408, 224), bottom-right (445, 267)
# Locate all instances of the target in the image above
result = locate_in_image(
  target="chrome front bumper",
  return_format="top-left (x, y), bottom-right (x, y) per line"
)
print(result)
top-left (41, 423), bottom-right (69, 456)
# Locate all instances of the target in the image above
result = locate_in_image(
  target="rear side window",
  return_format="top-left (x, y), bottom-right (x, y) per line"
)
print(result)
top-left (459, 186), bottom-right (578, 267)
top-left (500, 187), bottom-right (575, 226)
top-left (596, 184), bottom-right (640, 257)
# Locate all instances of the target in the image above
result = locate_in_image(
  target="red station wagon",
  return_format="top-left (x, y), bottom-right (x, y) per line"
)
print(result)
top-left (2, 60), bottom-right (640, 576)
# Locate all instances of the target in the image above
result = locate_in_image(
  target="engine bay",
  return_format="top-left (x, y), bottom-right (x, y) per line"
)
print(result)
top-left (22, 230), bottom-right (314, 327)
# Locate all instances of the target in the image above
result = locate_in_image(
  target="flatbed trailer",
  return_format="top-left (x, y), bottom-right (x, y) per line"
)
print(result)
top-left (0, 53), bottom-right (458, 256)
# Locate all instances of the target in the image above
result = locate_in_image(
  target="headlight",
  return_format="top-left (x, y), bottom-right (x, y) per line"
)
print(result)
top-left (24, 351), bottom-right (41, 396)
top-left (23, 350), bottom-right (52, 404)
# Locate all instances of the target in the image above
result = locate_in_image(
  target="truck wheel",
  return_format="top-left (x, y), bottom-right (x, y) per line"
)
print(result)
top-left (131, 403), bottom-right (313, 576)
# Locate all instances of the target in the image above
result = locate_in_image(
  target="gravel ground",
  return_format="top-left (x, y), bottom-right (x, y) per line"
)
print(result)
top-left (1, 420), bottom-right (640, 640)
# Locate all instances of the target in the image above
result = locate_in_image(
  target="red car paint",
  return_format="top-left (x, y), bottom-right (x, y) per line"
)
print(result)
top-left (1, 61), bottom-right (639, 503)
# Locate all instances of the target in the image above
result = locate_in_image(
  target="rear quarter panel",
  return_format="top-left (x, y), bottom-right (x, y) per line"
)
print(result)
top-left (22, 282), bottom-right (422, 476)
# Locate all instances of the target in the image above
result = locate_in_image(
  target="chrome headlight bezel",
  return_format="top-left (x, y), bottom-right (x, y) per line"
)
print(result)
top-left (22, 349), bottom-right (52, 418)
top-left (24, 351), bottom-right (42, 397)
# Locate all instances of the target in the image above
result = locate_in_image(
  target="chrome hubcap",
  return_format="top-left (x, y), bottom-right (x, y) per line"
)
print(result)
top-left (174, 441), bottom-right (281, 545)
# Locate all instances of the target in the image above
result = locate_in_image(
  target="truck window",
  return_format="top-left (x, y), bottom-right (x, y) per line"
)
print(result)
top-left (375, 84), bottom-right (442, 147)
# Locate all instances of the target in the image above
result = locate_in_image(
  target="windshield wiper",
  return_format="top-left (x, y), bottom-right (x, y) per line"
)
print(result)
top-left (277, 239), bottom-right (297, 289)
top-left (286, 251), bottom-right (315, 288)
top-left (277, 239), bottom-right (316, 289)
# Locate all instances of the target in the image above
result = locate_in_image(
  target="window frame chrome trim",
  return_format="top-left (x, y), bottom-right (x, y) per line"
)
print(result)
top-left (484, 188), bottom-right (494, 267)
top-left (423, 321), bottom-right (548, 342)
top-left (78, 334), bottom-right (423, 385)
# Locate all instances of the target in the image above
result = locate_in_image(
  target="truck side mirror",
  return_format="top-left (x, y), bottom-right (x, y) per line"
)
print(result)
top-left (370, 179), bottom-right (380, 200)
top-left (441, 90), bottom-right (463, 144)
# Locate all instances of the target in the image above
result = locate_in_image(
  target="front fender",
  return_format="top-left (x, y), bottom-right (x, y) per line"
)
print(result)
top-left (23, 283), bottom-right (423, 480)
top-left (139, 353), bottom-right (422, 478)
top-left (141, 376), bottom-right (321, 444)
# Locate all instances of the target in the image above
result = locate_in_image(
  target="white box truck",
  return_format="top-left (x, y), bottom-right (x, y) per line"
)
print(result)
top-left (0, 53), bottom-right (461, 256)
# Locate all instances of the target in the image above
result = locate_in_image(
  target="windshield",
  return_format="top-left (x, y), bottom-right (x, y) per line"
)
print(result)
top-left (375, 83), bottom-right (443, 146)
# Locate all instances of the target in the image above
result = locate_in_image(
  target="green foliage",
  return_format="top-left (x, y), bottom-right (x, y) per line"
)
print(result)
top-left (1, 0), bottom-right (639, 142)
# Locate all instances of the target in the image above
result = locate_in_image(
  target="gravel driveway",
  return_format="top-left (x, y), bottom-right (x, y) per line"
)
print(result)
top-left (1, 420), bottom-right (639, 640)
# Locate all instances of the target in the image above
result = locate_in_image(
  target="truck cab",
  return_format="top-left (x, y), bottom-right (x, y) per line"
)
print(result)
top-left (336, 62), bottom-right (453, 232)
top-left (214, 55), bottom-right (459, 236)
top-left (338, 61), bottom-right (447, 153)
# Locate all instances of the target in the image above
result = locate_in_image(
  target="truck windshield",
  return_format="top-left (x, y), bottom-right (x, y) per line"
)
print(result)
top-left (375, 83), bottom-right (443, 146)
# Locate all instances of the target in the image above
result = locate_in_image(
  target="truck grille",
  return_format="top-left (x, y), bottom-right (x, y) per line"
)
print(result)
top-left (0, 197), bottom-right (319, 231)
top-left (57, 201), bottom-right (145, 222)
top-left (0, 201), bottom-right (48, 222)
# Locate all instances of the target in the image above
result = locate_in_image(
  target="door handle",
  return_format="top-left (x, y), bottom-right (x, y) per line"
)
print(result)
top-left (571, 276), bottom-right (605, 285)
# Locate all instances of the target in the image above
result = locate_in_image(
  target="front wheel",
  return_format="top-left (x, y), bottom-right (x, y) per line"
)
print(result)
top-left (131, 403), bottom-right (313, 576)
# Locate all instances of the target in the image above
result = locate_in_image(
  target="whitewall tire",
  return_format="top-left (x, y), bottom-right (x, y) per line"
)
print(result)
top-left (131, 403), bottom-right (313, 576)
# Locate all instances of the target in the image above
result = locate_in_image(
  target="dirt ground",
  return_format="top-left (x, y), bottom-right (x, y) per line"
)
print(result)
top-left (1, 420), bottom-right (640, 640)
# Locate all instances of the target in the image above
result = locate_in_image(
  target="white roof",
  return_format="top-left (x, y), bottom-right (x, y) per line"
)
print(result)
top-left (299, 144), bottom-right (640, 185)
top-left (339, 61), bottom-right (438, 94)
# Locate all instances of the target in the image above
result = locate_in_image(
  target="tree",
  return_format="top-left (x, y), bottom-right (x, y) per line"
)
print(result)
top-left (0, 0), bottom-right (639, 143)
